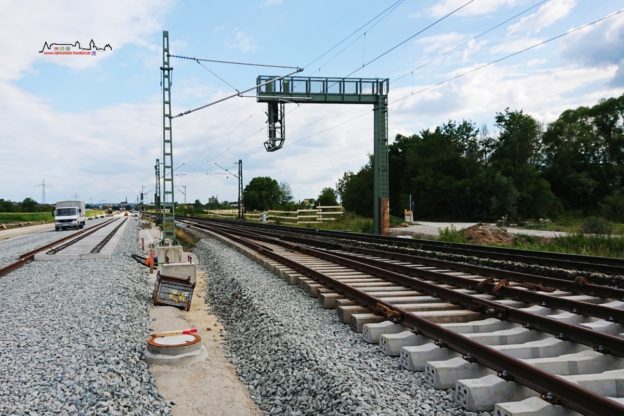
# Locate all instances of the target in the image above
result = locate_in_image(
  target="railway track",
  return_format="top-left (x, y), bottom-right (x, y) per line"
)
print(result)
top-left (179, 216), bottom-right (624, 276)
top-left (0, 218), bottom-right (122, 277)
top-left (184, 218), bottom-right (624, 416)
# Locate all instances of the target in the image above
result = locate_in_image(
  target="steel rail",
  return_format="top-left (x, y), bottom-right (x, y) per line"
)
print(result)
top-left (194, 221), bottom-right (624, 356)
top-left (90, 218), bottom-right (127, 253)
top-left (0, 218), bottom-right (116, 278)
top-left (196, 222), bottom-right (624, 416)
top-left (203, 219), bottom-right (624, 300)
top-left (186, 217), bottom-right (624, 275)
top-left (46, 218), bottom-right (119, 254)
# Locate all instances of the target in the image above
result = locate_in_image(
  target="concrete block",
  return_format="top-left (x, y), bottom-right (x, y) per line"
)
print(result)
top-left (362, 321), bottom-right (405, 344)
top-left (319, 292), bottom-right (343, 308)
top-left (350, 313), bottom-right (384, 332)
top-left (410, 310), bottom-right (483, 323)
top-left (600, 300), bottom-right (624, 309)
top-left (159, 262), bottom-right (197, 285)
top-left (494, 396), bottom-right (578, 416)
top-left (518, 305), bottom-right (556, 315)
top-left (337, 305), bottom-right (369, 323)
top-left (456, 374), bottom-right (533, 411)
top-left (494, 338), bottom-right (583, 359)
top-left (442, 318), bottom-right (511, 334)
top-left (560, 294), bottom-right (602, 304)
top-left (565, 369), bottom-right (624, 397)
top-left (400, 343), bottom-right (458, 371)
top-left (156, 244), bottom-right (183, 264)
top-left (579, 320), bottom-right (623, 335)
top-left (464, 326), bottom-right (538, 345)
top-left (526, 349), bottom-right (624, 375)
top-left (425, 357), bottom-right (493, 389)
top-left (545, 311), bottom-right (584, 324)
top-left (379, 331), bottom-right (425, 356)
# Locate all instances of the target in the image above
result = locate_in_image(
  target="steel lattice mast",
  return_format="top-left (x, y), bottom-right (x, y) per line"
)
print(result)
top-left (160, 31), bottom-right (176, 242)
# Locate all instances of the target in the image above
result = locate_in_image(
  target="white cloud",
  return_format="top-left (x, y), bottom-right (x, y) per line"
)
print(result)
top-left (0, 0), bottom-right (171, 81)
top-left (507, 0), bottom-right (576, 35)
top-left (415, 32), bottom-right (471, 55)
top-left (389, 63), bottom-right (620, 135)
top-left (488, 36), bottom-right (544, 54)
top-left (263, 0), bottom-right (284, 6)
top-left (561, 13), bottom-right (624, 85)
top-left (428, 0), bottom-right (521, 18)
top-left (226, 30), bottom-right (257, 53)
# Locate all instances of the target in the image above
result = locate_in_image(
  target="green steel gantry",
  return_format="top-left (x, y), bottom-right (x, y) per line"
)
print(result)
top-left (256, 75), bottom-right (390, 234)
top-left (160, 31), bottom-right (176, 242)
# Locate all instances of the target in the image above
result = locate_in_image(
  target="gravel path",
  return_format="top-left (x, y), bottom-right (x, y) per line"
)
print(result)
top-left (195, 237), bottom-right (489, 416)
top-left (0, 218), bottom-right (170, 415)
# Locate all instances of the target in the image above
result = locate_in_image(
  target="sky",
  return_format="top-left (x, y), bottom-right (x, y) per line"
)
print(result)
top-left (1, 0), bottom-right (623, 206)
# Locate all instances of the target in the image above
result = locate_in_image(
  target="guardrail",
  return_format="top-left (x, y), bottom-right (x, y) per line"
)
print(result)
top-left (201, 206), bottom-right (345, 224)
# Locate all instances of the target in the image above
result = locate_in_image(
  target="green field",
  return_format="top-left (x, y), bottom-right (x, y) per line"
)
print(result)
top-left (0, 212), bottom-right (54, 224)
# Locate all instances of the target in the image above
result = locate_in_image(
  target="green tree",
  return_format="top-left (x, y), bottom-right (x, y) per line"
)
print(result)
top-left (243, 177), bottom-right (282, 211)
top-left (543, 94), bottom-right (624, 213)
top-left (278, 181), bottom-right (294, 208)
top-left (491, 109), bottom-right (559, 219)
top-left (317, 187), bottom-right (338, 206)
top-left (0, 199), bottom-right (14, 212)
top-left (336, 159), bottom-right (373, 217)
top-left (20, 197), bottom-right (38, 212)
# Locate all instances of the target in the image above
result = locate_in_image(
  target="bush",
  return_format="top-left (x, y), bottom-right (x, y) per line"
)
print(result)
top-left (601, 190), bottom-right (624, 222)
top-left (580, 216), bottom-right (613, 236)
top-left (438, 226), bottom-right (467, 243)
top-left (0, 212), bottom-right (53, 224)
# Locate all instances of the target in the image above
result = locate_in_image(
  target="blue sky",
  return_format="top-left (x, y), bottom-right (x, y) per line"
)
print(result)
top-left (2, 0), bottom-right (623, 205)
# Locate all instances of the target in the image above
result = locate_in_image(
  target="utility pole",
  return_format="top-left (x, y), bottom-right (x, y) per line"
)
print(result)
top-left (35, 179), bottom-right (52, 204)
top-left (73, 192), bottom-right (79, 200)
top-left (160, 30), bottom-right (176, 243)
top-left (140, 185), bottom-right (145, 212)
top-left (214, 161), bottom-right (243, 219)
top-left (238, 159), bottom-right (244, 220)
top-left (154, 158), bottom-right (161, 210)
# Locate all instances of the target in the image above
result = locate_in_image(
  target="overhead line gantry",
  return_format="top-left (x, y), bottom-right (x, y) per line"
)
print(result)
top-left (256, 75), bottom-right (390, 235)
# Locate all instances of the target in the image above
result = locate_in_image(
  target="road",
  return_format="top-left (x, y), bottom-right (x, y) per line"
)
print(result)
top-left (0, 223), bottom-right (55, 241)
top-left (393, 221), bottom-right (568, 238)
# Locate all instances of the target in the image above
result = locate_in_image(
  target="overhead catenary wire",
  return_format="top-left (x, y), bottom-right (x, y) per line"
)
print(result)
top-left (306, 0), bottom-right (405, 73)
top-left (194, 59), bottom-right (240, 93)
top-left (172, 67), bottom-right (303, 118)
top-left (292, 7), bottom-right (624, 147)
top-left (169, 54), bottom-right (300, 70)
top-left (392, 7), bottom-right (624, 106)
top-left (392, 0), bottom-right (548, 85)
top-left (344, 0), bottom-right (476, 78)
top-left (169, 1), bottom-right (408, 175)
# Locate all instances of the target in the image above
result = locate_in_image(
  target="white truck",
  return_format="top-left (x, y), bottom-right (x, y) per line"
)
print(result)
top-left (54, 200), bottom-right (86, 231)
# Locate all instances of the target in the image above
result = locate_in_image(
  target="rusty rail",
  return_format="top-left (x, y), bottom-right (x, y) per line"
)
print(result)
top-left (0, 218), bottom-right (116, 278)
top-left (196, 222), bottom-right (624, 416)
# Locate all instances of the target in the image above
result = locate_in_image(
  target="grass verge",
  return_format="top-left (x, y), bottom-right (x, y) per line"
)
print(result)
top-left (175, 227), bottom-right (200, 251)
top-left (0, 212), bottom-right (53, 224)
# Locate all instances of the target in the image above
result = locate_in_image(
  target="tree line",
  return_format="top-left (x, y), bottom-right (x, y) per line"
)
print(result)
top-left (338, 93), bottom-right (624, 222)
top-left (0, 198), bottom-right (53, 213)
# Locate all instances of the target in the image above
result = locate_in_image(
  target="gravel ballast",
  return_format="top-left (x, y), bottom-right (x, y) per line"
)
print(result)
top-left (0, 219), bottom-right (170, 415)
top-left (195, 236), bottom-right (489, 416)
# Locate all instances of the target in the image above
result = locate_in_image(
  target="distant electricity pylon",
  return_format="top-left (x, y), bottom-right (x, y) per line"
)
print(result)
top-left (35, 179), bottom-right (52, 204)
